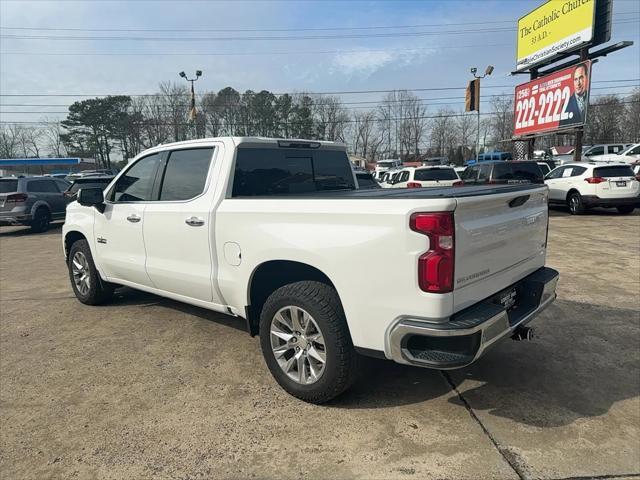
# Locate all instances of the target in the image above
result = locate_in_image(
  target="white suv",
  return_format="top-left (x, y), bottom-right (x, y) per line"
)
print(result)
top-left (589, 143), bottom-right (640, 164)
top-left (390, 166), bottom-right (462, 188)
top-left (545, 162), bottom-right (639, 215)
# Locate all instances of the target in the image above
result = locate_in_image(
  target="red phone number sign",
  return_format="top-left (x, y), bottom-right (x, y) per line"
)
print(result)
top-left (513, 60), bottom-right (591, 137)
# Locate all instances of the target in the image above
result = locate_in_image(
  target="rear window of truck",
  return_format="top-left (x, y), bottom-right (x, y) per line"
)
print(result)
top-left (414, 168), bottom-right (458, 181)
top-left (594, 166), bottom-right (634, 178)
top-left (493, 162), bottom-right (543, 183)
top-left (232, 148), bottom-right (355, 197)
top-left (0, 180), bottom-right (18, 193)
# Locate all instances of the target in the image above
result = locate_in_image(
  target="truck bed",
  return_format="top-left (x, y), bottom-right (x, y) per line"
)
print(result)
top-left (235, 184), bottom-right (545, 199)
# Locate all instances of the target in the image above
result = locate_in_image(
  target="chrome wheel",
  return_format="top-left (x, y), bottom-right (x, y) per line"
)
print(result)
top-left (270, 306), bottom-right (326, 385)
top-left (71, 251), bottom-right (91, 296)
top-left (569, 195), bottom-right (579, 213)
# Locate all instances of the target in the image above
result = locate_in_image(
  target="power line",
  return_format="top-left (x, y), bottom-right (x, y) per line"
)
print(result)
top-left (1, 19), bottom-right (637, 42)
top-left (2, 101), bottom-right (639, 126)
top-left (1, 80), bottom-right (638, 98)
top-left (2, 90), bottom-right (638, 112)
top-left (2, 12), bottom-right (637, 33)
top-left (0, 43), bottom-right (513, 57)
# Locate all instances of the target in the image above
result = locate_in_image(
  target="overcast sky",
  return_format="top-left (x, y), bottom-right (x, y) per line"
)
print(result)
top-left (1, 0), bottom-right (639, 124)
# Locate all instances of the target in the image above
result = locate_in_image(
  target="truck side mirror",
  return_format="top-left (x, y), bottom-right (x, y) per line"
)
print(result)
top-left (77, 187), bottom-right (105, 213)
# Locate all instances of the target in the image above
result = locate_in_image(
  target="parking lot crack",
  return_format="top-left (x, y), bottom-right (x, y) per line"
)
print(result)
top-left (441, 370), bottom-right (528, 480)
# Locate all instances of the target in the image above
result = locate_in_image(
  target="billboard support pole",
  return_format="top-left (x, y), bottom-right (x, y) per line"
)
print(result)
top-left (527, 67), bottom-right (539, 160)
top-left (573, 48), bottom-right (590, 163)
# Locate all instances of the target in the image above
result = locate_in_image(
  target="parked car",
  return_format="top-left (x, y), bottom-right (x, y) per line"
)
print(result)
top-left (537, 162), bottom-right (551, 176)
top-left (476, 152), bottom-right (513, 162)
top-left (374, 159), bottom-right (402, 180)
top-left (379, 169), bottom-right (402, 188)
top-left (588, 143), bottom-right (640, 164)
top-left (460, 161), bottom-right (544, 186)
top-left (545, 162), bottom-right (639, 215)
top-left (390, 166), bottom-right (462, 188)
top-left (582, 143), bottom-right (633, 160)
top-left (65, 169), bottom-right (118, 182)
top-left (63, 176), bottom-right (115, 200)
top-left (354, 171), bottom-right (380, 189)
top-left (0, 176), bottom-right (70, 232)
top-left (63, 136), bottom-right (558, 403)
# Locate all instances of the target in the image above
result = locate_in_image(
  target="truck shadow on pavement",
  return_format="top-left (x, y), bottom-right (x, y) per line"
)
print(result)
top-left (107, 287), bottom-right (248, 333)
top-left (62, 278), bottom-right (639, 429)
top-left (332, 299), bottom-right (640, 429)
top-left (0, 223), bottom-right (63, 237)
top-left (549, 207), bottom-right (639, 217)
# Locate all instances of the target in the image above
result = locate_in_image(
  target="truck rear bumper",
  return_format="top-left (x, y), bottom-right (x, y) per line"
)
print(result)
top-left (0, 213), bottom-right (32, 226)
top-left (387, 267), bottom-right (559, 369)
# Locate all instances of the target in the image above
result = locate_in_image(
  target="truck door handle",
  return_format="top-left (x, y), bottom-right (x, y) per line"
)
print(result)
top-left (185, 216), bottom-right (205, 227)
top-left (126, 214), bottom-right (141, 223)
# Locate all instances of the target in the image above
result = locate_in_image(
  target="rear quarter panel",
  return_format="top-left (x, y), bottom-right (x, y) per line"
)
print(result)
top-left (215, 197), bottom-right (456, 352)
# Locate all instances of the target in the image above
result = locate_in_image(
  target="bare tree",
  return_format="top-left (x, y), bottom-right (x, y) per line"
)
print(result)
top-left (586, 94), bottom-right (626, 143)
top-left (0, 124), bottom-right (23, 158)
top-left (42, 119), bottom-right (67, 157)
top-left (352, 110), bottom-right (378, 159)
top-left (430, 108), bottom-right (457, 156)
top-left (313, 95), bottom-right (350, 142)
top-left (488, 96), bottom-right (514, 152)
top-left (623, 88), bottom-right (640, 143)
top-left (159, 81), bottom-right (190, 142)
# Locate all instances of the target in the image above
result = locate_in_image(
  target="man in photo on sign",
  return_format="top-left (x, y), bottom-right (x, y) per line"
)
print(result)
top-left (560, 63), bottom-right (589, 127)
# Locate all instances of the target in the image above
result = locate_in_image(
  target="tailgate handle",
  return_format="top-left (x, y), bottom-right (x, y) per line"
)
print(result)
top-left (509, 195), bottom-right (530, 208)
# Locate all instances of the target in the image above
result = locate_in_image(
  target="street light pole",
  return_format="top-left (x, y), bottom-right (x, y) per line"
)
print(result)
top-left (470, 65), bottom-right (494, 159)
top-left (178, 70), bottom-right (202, 137)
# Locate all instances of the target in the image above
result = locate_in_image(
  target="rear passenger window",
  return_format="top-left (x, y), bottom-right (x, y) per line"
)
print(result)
top-left (586, 146), bottom-right (604, 156)
top-left (460, 167), bottom-right (476, 181)
top-left (27, 180), bottom-right (59, 193)
top-left (232, 148), bottom-right (355, 197)
top-left (159, 148), bottom-right (213, 201)
top-left (570, 166), bottom-right (586, 176)
top-left (478, 164), bottom-right (492, 182)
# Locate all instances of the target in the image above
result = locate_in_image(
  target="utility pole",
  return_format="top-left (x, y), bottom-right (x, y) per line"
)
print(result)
top-left (469, 65), bottom-right (494, 159)
top-left (178, 70), bottom-right (202, 137)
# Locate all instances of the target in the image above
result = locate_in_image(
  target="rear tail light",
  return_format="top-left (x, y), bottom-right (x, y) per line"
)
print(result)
top-left (453, 180), bottom-right (465, 187)
top-left (406, 182), bottom-right (422, 188)
top-left (410, 212), bottom-right (455, 293)
top-left (635, 175), bottom-right (640, 182)
top-left (584, 177), bottom-right (606, 184)
top-left (6, 193), bottom-right (28, 204)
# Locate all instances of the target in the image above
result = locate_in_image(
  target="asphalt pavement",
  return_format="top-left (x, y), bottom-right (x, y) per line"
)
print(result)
top-left (0, 208), bottom-right (638, 479)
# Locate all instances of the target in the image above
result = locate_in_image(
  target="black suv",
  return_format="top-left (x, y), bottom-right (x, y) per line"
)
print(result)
top-left (460, 161), bottom-right (544, 185)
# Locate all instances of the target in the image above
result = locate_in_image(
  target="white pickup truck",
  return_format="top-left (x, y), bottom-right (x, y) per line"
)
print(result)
top-left (63, 137), bottom-right (559, 403)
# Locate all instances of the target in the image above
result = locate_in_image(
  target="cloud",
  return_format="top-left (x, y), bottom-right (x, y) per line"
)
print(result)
top-left (329, 48), bottom-right (435, 80)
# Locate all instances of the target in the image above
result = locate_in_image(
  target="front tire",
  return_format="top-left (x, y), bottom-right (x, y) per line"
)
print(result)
top-left (68, 239), bottom-right (114, 305)
top-left (568, 192), bottom-right (586, 215)
top-left (617, 206), bottom-right (635, 215)
top-left (259, 281), bottom-right (359, 404)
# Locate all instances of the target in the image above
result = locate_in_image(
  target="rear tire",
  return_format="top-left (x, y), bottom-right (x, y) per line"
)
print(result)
top-left (68, 239), bottom-right (114, 305)
top-left (30, 207), bottom-right (51, 233)
top-left (259, 281), bottom-right (359, 404)
top-left (567, 192), bottom-right (586, 215)
top-left (617, 206), bottom-right (635, 215)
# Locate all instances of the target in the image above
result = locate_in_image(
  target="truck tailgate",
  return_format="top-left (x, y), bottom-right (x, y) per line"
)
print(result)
top-left (453, 186), bottom-right (548, 311)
